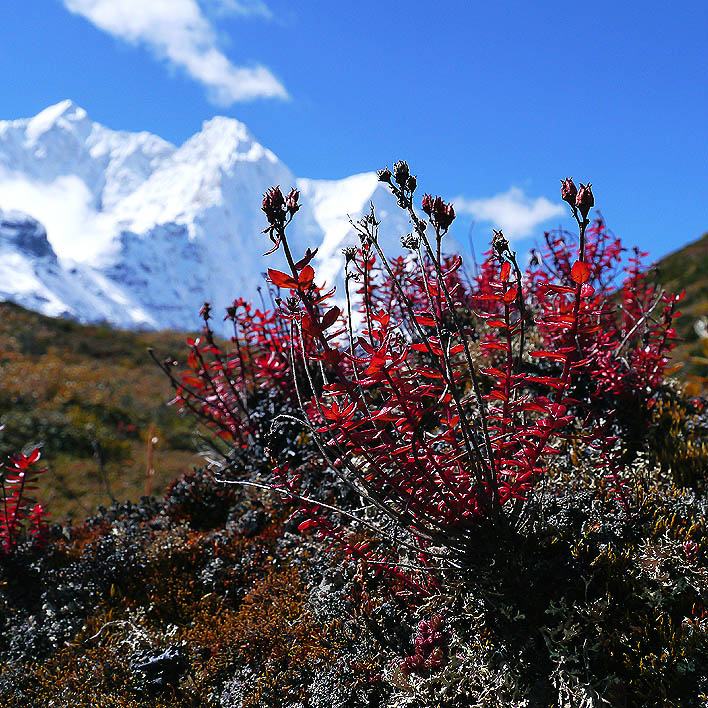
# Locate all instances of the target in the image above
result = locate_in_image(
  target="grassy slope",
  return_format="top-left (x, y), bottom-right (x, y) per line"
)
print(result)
top-left (0, 301), bottom-right (202, 520)
top-left (656, 230), bottom-right (708, 376)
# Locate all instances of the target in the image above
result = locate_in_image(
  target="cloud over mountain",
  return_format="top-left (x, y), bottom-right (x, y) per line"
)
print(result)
top-left (455, 187), bottom-right (564, 241)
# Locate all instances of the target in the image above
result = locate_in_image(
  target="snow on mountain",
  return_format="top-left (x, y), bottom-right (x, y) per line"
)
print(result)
top-left (0, 207), bottom-right (158, 326)
top-left (0, 101), bottom-right (412, 332)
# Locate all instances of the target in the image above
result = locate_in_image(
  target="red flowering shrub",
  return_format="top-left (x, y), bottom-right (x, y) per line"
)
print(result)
top-left (522, 221), bottom-right (682, 407)
top-left (1, 446), bottom-right (50, 554)
top-left (170, 168), bottom-right (682, 582)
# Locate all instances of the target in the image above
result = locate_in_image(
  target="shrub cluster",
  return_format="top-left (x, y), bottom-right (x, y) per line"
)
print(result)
top-left (168, 166), bottom-right (684, 587)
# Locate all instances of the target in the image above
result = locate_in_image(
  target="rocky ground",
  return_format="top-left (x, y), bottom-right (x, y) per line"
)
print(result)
top-left (2, 433), bottom-right (708, 708)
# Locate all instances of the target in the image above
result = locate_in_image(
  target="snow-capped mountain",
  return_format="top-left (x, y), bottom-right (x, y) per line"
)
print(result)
top-left (0, 101), bottom-right (411, 332)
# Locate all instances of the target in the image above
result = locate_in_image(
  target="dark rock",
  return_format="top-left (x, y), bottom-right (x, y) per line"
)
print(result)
top-left (130, 644), bottom-right (187, 690)
top-left (0, 209), bottom-right (56, 260)
top-left (237, 508), bottom-right (267, 537)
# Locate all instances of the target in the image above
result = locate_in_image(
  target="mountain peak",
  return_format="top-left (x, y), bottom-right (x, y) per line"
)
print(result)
top-left (25, 100), bottom-right (90, 142)
top-left (201, 115), bottom-right (251, 139)
top-left (189, 115), bottom-right (278, 165)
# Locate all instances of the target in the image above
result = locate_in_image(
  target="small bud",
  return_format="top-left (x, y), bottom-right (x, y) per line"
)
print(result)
top-left (392, 160), bottom-right (410, 187)
top-left (262, 186), bottom-right (286, 228)
top-left (425, 195), bottom-right (455, 231)
top-left (421, 194), bottom-right (434, 216)
top-left (224, 305), bottom-right (237, 320)
top-left (401, 233), bottom-right (421, 250)
top-left (575, 183), bottom-right (594, 219)
top-left (407, 175), bottom-right (417, 193)
top-left (439, 202), bottom-right (455, 230)
top-left (285, 188), bottom-right (300, 216)
top-left (342, 246), bottom-right (357, 263)
top-left (199, 301), bottom-right (212, 321)
top-left (377, 167), bottom-right (392, 183)
top-left (492, 230), bottom-right (509, 256)
top-left (684, 539), bottom-right (698, 563)
top-left (560, 177), bottom-right (577, 206)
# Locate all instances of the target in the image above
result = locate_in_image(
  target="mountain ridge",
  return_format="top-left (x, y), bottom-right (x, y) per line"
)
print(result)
top-left (0, 101), bottom-right (408, 332)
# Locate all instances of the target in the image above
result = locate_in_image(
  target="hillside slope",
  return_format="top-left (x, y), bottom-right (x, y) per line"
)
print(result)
top-left (656, 230), bottom-right (708, 375)
top-left (0, 301), bottom-right (200, 519)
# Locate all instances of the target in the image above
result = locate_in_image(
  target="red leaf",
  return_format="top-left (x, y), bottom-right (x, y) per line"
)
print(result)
top-left (26, 449), bottom-right (41, 465)
top-left (530, 350), bottom-right (568, 361)
top-left (268, 268), bottom-right (298, 289)
top-left (480, 341), bottom-right (509, 351)
top-left (374, 310), bottom-right (390, 328)
top-left (294, 247), bottom-right (318, 271)
top-left (298, 265), bottom-right (315, 289)
top-left (357, 337), bottom-right (374, 354)
top-left (485, 390), bottom-right (508, 401)
top-left (500, 261), bottom-right (511, 283)
top-left (521, 402), bottom-right (550, 413)
top-left (525, 375), bottom-right (566, 389)
top-left (542, 284), bottom-right (576, 295)
top-left (319, 306), bottom-right (340, 331)
top-left (571, 260), bottom-right (590, 284)
top-left (323, 350), bottom-right (344, 366)
top-left (481, 367), bottom-right (506, 378)
top-left (503, 287), bottom-right (517, 304)
top-left (443, 255), bottom-right (463, 274)
top-left (301, 316), bottom-right (322, 336)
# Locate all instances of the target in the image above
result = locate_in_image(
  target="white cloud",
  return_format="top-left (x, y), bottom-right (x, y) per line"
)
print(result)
top-left (455, 187), bottom-right (564, 241)
top-left (203, 0), bottom-right (273, 18)
top-left (62, 0), bottom-right (287, 104)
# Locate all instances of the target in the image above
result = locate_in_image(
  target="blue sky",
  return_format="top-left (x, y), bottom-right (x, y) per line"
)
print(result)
top-left (0, 0), bottom-right (706, 260)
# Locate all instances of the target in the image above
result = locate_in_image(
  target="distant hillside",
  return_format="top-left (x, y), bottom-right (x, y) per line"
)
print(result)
top-left (656, 230), bottom-right (708, 376)
top-left (0, 301), bottom-right (201, 520)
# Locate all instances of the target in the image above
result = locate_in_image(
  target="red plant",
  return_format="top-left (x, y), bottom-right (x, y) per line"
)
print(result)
top-left (521, 219), bottom-right (682, 406)
top-left (0, 448), bottom-right (50, 554)
top-left (400, 614), bottom-right (450, 675)
top-left (169, 168), bottom-right (682, 579)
